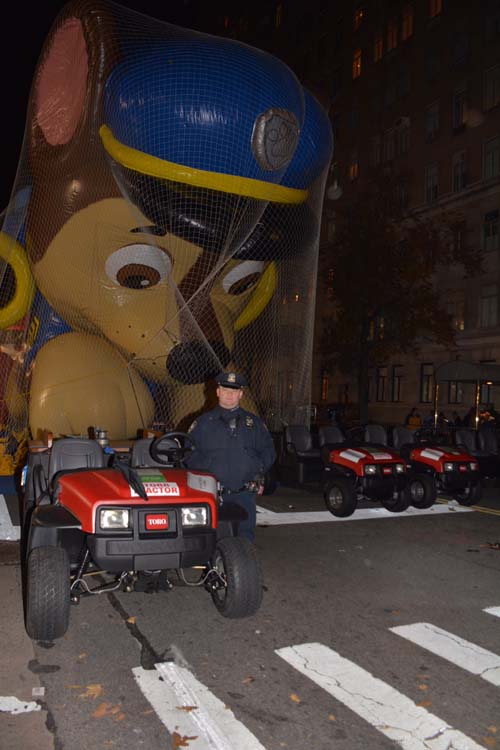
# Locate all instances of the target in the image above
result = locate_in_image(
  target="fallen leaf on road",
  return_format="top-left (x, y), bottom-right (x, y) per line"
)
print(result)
top-left (176, 706), bottom-right (198, 712)
top-left (418, 684), bottom-right (429, 691)
top-left (91, 702), bottom-right (124, 719)
top-left (242, 676), bottom-right (255, 684)
top-left (290, 693), bottom-right (301, 703)
top-left (79, 684), bottom-right (103, 700)
top-left (488, 727), bottom-right (498, 733)
top-left (483, 738), bottom-right (496, 747)
top-left (78, 653), bottom-right (87, 661)
top-left (480, 542), bottom-right (500, 550)
top-left (328, 714), bottom-right (336, 721)
top-left (416, 701), bottom-right (432, 707)
top-left (126, 616), bottom-right (136, 624)
top-left (172, 731), bottom-right (198, 748)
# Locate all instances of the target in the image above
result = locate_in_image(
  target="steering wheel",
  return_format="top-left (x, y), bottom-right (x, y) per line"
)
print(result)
top-left (149, 431), bottom-right (196, 465)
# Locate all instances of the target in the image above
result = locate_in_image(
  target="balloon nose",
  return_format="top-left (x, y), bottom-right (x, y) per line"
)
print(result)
top-left (166, 341), bottom-right (231, 384)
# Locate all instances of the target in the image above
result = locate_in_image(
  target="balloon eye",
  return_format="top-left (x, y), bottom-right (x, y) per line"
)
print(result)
top-left (116, 264), bottom-right (161, 289)
top-left (105, 244), bottom-right (171, 288)
top-left (227, 273), bottom-right (261, 295)
top-left (222, 261), bottom-right (264, 296)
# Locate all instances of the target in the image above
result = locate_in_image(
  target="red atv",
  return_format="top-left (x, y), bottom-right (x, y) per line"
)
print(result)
top-left (392, 426), bottom-right (482, 506)
top-left (21, 432), bottom-right (263, 641)
top-left (320, 425), bottom-right (414, 517)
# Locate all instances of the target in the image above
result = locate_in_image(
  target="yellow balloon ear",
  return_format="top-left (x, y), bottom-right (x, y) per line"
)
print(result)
top-left (0, 232), bottom-right (35, 329)
top-left (234, 261), bottom-right (277, 332)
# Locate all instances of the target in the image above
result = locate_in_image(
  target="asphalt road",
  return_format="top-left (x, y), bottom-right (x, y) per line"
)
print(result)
top-left (1, 487), bottom-right (500, 750)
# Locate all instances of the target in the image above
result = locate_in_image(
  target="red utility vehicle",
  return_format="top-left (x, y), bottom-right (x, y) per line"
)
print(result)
top-left (21, 432), bottom-right (262, 641)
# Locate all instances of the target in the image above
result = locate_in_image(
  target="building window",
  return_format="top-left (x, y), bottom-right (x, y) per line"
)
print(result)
top-left (446, 291), bottom-right (465, 332)
top-left (484, 137), bottom-right (500, 180)
top-left (354, 7), bottom-right (364, 30)
top-left (374, 33), bottom-right (383, 62)
top-left (425, 102), bottom-right (440, 141)
top-left (480, 360), bottom-right (496, 403)
top-left (484, 65), bottom-right (500, 111)
top-left (452, 151), bottom-right (467, 192)
top-left (397, 123), bottom-right (411, 155)
top-left (275, 2), bottom-right (283, 28)
top-left (391, 365), bottom-right (403, 402)
top-left (424, 164), bottom-right (438, 204)
top-left (420, 363), bottom-right (434, 403)
top-left (384, 129), bottom-right (395, 161)
top-left (352, 49), bottom-right (362, 79)
top-left (321, 372), bottom-right (329, 401)
top-left (425, 52), bottom-right (439, 81)
top-left (387, 19), bottom-right (398, 51)
top-left (401, 5), bottom-right (414, 41)
top-left (349, 151), bottom-right (359, 180)
top-left (448, 381), bottom-right (463, 405)
top-left (376, 366), bottom-right (388, 401)
top-left (479, 285), bottom-right (498, 328)
top-left (395, 180), bottom-right (409, 210)
top-left (429, 0), bottom-right (442, 19)
top-left (451, 33), bottom-right (469, 67)
top-left (452, 87), bottom-right (467, 131)
top-left (483, 210), bottom-right (499, 251)
top-left (370, 134), bottom-right (381, 167)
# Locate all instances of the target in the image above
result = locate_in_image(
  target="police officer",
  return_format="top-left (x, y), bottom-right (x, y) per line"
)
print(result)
top-left (184, 371), bottom-right (276, 543)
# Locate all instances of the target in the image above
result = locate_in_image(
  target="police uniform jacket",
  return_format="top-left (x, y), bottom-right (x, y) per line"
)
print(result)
top-left (185, 405), bottom-right (276, 491)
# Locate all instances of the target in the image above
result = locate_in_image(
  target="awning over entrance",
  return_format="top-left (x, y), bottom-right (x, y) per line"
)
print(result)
top-left (434, 360), bottom-right (500, 385)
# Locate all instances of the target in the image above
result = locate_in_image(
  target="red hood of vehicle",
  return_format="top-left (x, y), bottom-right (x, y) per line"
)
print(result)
top-left (410, 445), bottom-right (475, 470)
top-left (56, 468), bottom-right (218, 533)
top-left (328, 445), bottom-right (402, 477)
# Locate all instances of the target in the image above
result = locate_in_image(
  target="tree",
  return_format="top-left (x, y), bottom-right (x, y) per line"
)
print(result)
top-left (320, 179), bottom-right (483, 424)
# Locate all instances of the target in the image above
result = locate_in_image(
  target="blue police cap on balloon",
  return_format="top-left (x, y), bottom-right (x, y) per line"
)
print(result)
top-left (100, 34), bottom-right (310, 205)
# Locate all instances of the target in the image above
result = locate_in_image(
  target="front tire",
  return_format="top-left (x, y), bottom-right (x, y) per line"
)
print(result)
top-left (25, 546), bottom-right (70, 640)
top-left (324, 477), bottom-right (357, 517)
top-left (406, 474), bottom-right (436, 509)
top-left (455, 481), bottom-right (482, 506)
top-left (210, 537), bottom-right (263, 618)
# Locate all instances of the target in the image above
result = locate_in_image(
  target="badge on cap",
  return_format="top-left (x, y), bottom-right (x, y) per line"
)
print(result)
top-left (227, 372), bottom-right (236, 384)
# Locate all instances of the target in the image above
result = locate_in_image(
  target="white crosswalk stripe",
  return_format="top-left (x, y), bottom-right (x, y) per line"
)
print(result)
top-left (484, 606), bottom-right (500, 619)
top-left (0, 494), bottom-right (19, 541)
top-left (133, 662), bottom-right (268, 750)
top-left (275, 642), bottom-right (486, 750)
top-left (391, 622), bottom-right (500, 687)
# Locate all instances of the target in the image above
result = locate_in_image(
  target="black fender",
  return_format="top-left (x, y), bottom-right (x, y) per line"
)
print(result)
top-left (27, 505), bottom-right (83, 559)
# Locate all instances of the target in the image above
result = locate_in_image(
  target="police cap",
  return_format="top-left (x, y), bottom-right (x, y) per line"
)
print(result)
top-left (216, 371), bottom-right (247, 389)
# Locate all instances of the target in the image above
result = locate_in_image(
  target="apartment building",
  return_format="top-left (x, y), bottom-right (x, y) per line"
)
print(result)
top-left (201, 0), bottom-right (500, 424)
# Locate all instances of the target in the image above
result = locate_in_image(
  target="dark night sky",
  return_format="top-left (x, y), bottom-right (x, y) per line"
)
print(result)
top-left (0, 0), bottom-right (205, 210)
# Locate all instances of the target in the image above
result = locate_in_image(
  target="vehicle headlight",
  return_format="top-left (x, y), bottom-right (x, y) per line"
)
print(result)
top-left (364, 464), bottom-right (377, 475)
top-left (444, 462), bottom-right (455, 472)
top-left (469, 461), bottom-right (478, 471)
top-left (100, 508), bottom-right (129, 529)
top-left (395, 463), bottom-right (405, 473)
top-left (181, 506), bottom-right (208, 526)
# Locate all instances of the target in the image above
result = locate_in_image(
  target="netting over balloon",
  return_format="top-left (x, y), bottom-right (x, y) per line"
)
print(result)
top-left (0, 0), bottom-right (332, 472)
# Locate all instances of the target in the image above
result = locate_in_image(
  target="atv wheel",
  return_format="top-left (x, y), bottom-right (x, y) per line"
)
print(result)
top-left (210, 537), bottom-right (263, 618)
top-left (324, 478), bottom-right (357, 517)
top-left (380, 490), bottom-right (410, 513)
top-left (455, 481), bottom-right (482, 506)
top-left (406, 474), bottom-right (436, 509)
top-left (25, 546), bottom-right (70, 640)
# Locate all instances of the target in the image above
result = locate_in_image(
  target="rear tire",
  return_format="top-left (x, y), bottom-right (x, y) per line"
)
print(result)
top-left (455, 481), bottom-right (482, 506)
top-left (380, 490), bottom-right (410, 513)
top-left (406, 474), bottom-right (436, 509)
top-left (323, 477), bottom-right (357, 517)
top-left (25, 546), bottom-right (70, 641)
top-left (210, 537), bottom-right (263, 618)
